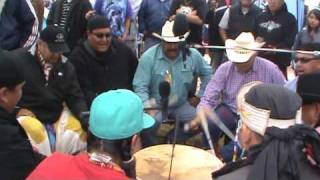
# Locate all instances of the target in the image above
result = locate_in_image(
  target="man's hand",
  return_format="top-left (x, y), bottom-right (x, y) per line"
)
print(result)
top-left (85, 10), bottom-right (95, 20)
top-left (189, 106), bottom-right (212, 130)
top-left (189, 96), bottom-right (201, 107)
top-left (17, 108), bottom-right (36, 118)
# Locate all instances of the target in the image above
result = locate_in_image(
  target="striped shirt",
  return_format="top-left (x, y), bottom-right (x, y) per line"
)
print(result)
top-left (198, 57), bottom-right (286, 113)
top-left (59, 0), bottom-right (72, 29)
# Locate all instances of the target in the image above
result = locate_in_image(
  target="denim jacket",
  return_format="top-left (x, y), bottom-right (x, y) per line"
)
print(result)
top-left (133, 44), bottom-right (212, 107)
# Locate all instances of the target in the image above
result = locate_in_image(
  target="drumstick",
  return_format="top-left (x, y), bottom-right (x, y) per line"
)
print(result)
top-left (205, 109), bottom-right (236, 141)
top-left (199, 108), bottom-right (216, 156)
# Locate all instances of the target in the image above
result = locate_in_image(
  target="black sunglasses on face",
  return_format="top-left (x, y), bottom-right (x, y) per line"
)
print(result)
top-left (94, 33), bottom-right (112, 39)
top-left (294, 57), bottom-right (318, 63)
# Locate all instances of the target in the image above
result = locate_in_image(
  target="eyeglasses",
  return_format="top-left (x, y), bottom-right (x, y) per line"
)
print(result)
top-left (93, 33), bottom-right (112, 39)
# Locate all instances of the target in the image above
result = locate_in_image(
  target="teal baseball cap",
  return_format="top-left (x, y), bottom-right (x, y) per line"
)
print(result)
top-left (89, 89), bottom-right (155, 140)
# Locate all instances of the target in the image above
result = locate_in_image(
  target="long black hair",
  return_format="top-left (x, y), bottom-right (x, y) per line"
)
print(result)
top-left (87, 131), bottom-right (133, 164)
top-left (307, 9), bottom-right (320, 33)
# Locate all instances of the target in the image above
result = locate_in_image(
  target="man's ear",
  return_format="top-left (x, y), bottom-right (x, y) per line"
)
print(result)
top-left (131, 134), bottom-right (142, 155)
top-left (315, 103), bottom-right (320, 124)
top-left (0, 87), bottom-right (9, 104)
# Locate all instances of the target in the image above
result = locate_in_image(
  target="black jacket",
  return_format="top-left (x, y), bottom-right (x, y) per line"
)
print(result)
top-left (254, 4), bottom-right (297, 67)
top-left (16, 49), bottom-right (88, 124)
top-left (47, 0), bottom-right (92, 51)
top-left (205, 6), bottom-right (227, 46)
top-left (227, 3), bottom-right (261, 40)
top-left (0, 107), bottom-right (43, 180)
top-left (0, 0), bottom-right (38, 50)
top-left (213, 126), bottom-right (320, 180)
top-left (69, 39), bottom-right (138, 106)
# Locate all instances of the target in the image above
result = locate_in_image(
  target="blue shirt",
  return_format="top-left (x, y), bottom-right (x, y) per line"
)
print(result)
top-left (95, 0), bottom-right (132, 37)
top-left (133, 44), bottom-right (212, 107)
top-left (138, 0), bottom-right (172, 34)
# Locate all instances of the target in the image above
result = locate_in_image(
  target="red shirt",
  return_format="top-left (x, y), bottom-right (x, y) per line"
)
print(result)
top-left (27, 152), bottom-right (128, 180)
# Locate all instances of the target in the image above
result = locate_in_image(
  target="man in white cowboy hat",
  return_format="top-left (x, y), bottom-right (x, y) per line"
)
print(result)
top-left (192, 32), bottom-right (285, 161)
top-left (133, 18), bottom-right (212, 147)
top-left (212, 82), bottom-right (320, 180)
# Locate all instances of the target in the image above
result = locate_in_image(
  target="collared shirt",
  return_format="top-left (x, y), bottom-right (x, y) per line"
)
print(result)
top-left (198, 57), bottom-right (285, 112)
top-left (133, 44), bottom-right (212, 107)
top-left (285, 77), bottom-right (298, 92)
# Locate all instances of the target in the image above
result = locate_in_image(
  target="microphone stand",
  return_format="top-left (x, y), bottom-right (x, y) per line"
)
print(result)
top-left (168, 113), bottom-right (181, 180)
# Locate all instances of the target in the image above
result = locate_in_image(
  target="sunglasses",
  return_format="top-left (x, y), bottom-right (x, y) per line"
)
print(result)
top-left (93, 33), bottom-right (112, 39)
top-left (294, 57), bottom-right (318, 63)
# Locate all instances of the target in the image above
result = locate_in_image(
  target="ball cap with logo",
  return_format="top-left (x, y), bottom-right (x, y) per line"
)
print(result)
top-left (89, 89), bottom-right (155, 140)
top-left (40, 25), bottom-right (70, 53)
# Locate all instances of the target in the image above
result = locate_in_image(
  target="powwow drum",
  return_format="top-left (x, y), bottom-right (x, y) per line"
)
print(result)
top-left (134, 144), bottom-right (224, 180)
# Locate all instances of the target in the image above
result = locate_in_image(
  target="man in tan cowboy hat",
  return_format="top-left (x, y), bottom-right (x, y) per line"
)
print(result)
top-left (133, 18), bottom-right (212, 147)
top-left (191, 32), bottom-right (285, 162)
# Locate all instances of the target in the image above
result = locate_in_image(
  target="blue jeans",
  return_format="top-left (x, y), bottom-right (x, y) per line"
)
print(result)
top-left (141, 102), bottom-right (197, 147)
top-left (203, 104), bottom-right (239, 161)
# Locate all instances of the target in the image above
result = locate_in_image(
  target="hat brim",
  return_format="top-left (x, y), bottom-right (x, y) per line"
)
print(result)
top-left (47, 43), bottom-right (70, 53)
top-left (226, 40), bottom-right (264, 63)
top-left (142, 113), bottom-right (155, 129)
top-left (152, 32), bottom-right (189, 43)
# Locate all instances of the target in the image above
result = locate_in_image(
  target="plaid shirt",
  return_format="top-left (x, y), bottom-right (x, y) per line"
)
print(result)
top-left (198, 57), bottom-right (285, 113)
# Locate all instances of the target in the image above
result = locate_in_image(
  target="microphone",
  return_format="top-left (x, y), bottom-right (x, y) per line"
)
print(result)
top-left (159, 81), bottom-right (171, 121)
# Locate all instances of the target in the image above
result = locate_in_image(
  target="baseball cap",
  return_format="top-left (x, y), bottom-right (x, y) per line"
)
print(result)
top-left (89, 89), bottom-right (155, 140)
top-left (40, 25), bottom-right (70, 53)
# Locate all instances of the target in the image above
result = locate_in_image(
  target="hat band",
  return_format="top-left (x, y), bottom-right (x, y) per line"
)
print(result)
top-left (239, 98), bottom-right (299, 135)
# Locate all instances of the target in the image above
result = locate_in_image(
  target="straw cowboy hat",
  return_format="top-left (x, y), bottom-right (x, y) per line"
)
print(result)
top-left (153, 20), bottom-right (190, 43)
top-left (225, 32), bottom-right (265, 63)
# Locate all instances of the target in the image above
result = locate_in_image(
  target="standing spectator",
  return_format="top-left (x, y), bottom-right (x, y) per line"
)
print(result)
top-left (69, 16), bottom-right (138, 106)
top-left (16, 25), bottom-right (88, 156)
top-left (255, 0), bottom-right (297, 78)
top-left (94, 0), bottom-right (132, 41)
top-left (31, 0), bottom-right (45, 30)
top-left (0, 0), bottom-right (39, 50)
top-left (205, 0), bottom-right (227, 69)
top-left (219, 0), bottom-right (261, 42)
top-left (168, 0), bottom-right (206, 45)
top-left (0, 50), bottom-right (43, 180)
top-left (293, 8), bottom-right (320, 50)
top-left (47, 0), bottom-right (93, 51)
top-left (138, 0), bottom-right (172, 51)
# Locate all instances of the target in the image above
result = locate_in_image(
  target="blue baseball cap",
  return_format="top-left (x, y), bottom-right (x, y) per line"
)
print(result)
top-left (89, 89), bottom-right (155, 140)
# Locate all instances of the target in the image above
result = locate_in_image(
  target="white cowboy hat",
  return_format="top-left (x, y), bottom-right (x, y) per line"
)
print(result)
top-left (225, 32), bottom-right (265, 63)
top-left (153, 20), bottom-right (190, 43)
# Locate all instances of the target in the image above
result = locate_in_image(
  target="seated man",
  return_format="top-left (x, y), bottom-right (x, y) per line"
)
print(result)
top-left (69, 15), bottom-right (138, 106)
top-left (0, 50), bottom-right (43, 179)
top-left (133, 18), bottom-right (212, 147)
top-left (285, 43), bottom-right (320, 91)
top-left (212, 82), bottom-right (320, 180)
top-left (195, 32), bottom-right (285, 161)
top-left (15, 25), bottom-right (88, 156)
top-left (297, 72), bottom-right (320, 133)
top-left (28, 89), bottom-right (155, 179)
